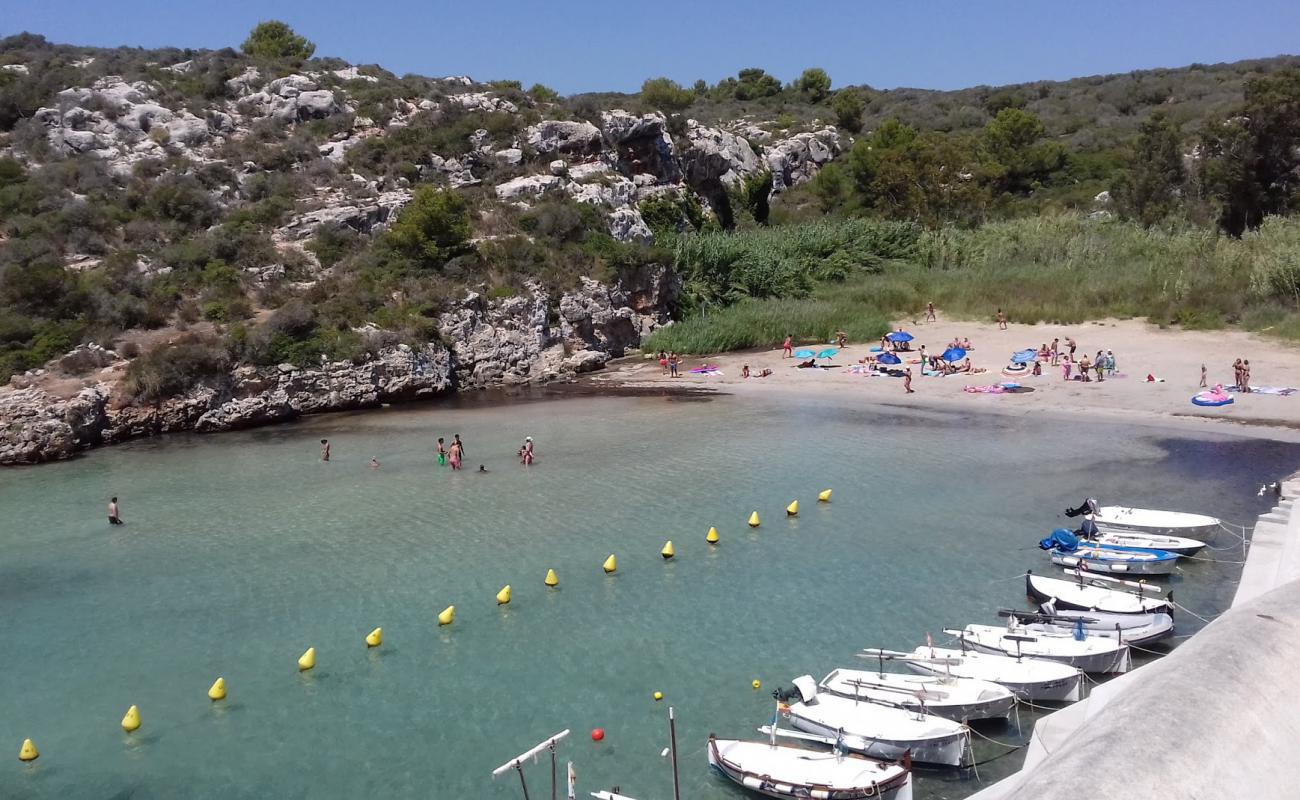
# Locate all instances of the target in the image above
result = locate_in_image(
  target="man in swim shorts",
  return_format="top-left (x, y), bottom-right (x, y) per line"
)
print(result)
top-left (108, 497), bottom-right (123, 525)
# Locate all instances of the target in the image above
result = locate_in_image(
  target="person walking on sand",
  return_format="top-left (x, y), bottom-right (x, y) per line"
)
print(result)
top-left (320, 439), bottom-right (330, 462)
top-left (1094, 351), bottom-right (1106, 383)
top-left (996, 308), bottom-right (1007, 330)
top-left (108, 496), bottom-right (123, 525)
top-left (836, 330), bottom-right (848, 348)
top-left (926, 302), bottom-right (936, 322)
top-left (782, 335), bottom-right (793, 359)
top-left (1062, 355), bottom-right (1072, 381)
top-left (1050, 338), bottom-right (1060, 366)
top-left (1200, 363), bottom-right (1208, 388)
top-left (1232, 358), bottom-right (1243, 389)
top-left (903, 367), bottom-right (915, 394)
top-left (1106, 350), bottom-right (1117, 376)
top-left (436, 437), bottom-right (447, 465)
top-left (1065, 337), bottom-right (1077, 359)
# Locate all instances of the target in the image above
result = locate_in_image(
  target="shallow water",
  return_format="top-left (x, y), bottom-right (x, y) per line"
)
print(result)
top-left (0, 393), bottom-right (1294, 800)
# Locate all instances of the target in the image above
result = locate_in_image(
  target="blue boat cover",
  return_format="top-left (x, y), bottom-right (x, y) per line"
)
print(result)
top-left (1039, 529), bottom-right (1080, 551)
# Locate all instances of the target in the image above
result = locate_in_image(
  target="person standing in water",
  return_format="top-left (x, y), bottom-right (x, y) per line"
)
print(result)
top-left (448, 438), bottom-right (463, 470)
top-left (320, 439), bottom-right (330, 462)
top-left (436, 437), bottom-right (447, 465)
top-left (520, 436), bottom-right (535, 465)
top-left (454, 434), bottom-right (466, 458)
top-left (108, 497), bottom-right (123, 525)
top-left (369, 457), bottom-right (380, 470)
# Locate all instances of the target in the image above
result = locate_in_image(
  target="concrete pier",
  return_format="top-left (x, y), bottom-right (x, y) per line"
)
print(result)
top-left (968, 475), bottom-right (1300, 799)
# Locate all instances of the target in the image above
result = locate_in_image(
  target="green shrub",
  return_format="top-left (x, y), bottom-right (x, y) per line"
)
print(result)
top-left (382, 186), bottom-right (472, 268)
top-left (240, 21), bottom-right (315, 60)
top-left (122, 334), bottom-right (231, 403)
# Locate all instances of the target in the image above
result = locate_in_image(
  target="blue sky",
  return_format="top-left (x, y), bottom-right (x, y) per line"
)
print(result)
top-left (4, 0), bottom-right (1298, 94)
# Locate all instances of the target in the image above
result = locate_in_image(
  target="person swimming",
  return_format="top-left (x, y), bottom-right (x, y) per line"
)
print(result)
top-left (369, 457), bottom-right (380, 469)
top-left (320, 439), bottom-right (330, 462)
top-left (478, 464), bottom-right (487, 473)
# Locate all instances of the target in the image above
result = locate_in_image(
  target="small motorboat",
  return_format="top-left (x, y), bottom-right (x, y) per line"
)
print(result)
top-left (1092, 506), bottom-right (1221, 535)
top-left (1025, 570), bottom-right (1173, 615)
top-left (1039, 529), bottom-right (1179, 575)
top-left (1025, 606), bottom-right (1175, 646)
top-left (945, 623), bottom-right (1132, 674)
top-left (780, 676), bottom-right (971, 767)
top-left (886, 646), bottom-right (1083, 703)
top-left (1085, 528), bottom-right (1207, 557)
top-left (707, 732), bottom-right (913, 800)
top-left (820, 664), bottom-right (1016, 721)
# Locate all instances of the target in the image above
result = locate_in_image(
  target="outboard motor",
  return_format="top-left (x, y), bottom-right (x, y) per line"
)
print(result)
top-left (772, 685), bottom-right (802, 703)
top-left (1065, 497), bottom-right (1099, 518)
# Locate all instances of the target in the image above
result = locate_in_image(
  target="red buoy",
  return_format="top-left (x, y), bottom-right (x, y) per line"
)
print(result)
top-left (591, 728), bottom-right (605, 742)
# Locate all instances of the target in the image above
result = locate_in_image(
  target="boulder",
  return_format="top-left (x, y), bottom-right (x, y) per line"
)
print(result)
top-left (681, 122), bottom-right (761, 188)
top-left (526, 120), bottom-right (602, 156)
top-left (495, 174), bottom-right (565, 201)
top-left (766, 127), bottom-right (842, 193)
top-left (447, 93), bottom-right (518, 114)
top-left (607, 208), bottom-right (653, 243)
top-left (599, 110), bottom-right (680, 183)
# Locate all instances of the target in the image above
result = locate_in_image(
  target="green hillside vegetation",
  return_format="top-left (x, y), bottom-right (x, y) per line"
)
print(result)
top-left (2, 24), bottom-right (1300, 383)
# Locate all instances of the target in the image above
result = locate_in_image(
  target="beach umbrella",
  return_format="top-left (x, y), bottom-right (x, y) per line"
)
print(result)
top-left (877, 352), bottom-right (901, 365)
top-left (794, 349), bottom-right (816, 359)
top-left (941, 347), bottom-right (967, 362)
top-left (885, 331), bottom-right (913, 343)
top-left (816, 348), bottom-right (838, 359)
top-left (1011, 349), bottom-right (1038, 364)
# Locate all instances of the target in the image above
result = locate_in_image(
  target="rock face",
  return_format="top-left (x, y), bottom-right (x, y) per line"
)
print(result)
top-left (526, 120), bottom-right (602, 156)
top-left (765, 128), bottom-right (843, 193)
top-left (601, 110), bottom-right (681, 184)
top-left (277, 188), bottom-right (412, 240)
top-left (0, 270), bottom-right (676, 465)
top-left (681, 123), bottom-right (761, 189)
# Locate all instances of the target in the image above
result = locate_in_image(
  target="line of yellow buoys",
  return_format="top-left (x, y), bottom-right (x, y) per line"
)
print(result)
top-left (14, 489), bottom-right (830, 763)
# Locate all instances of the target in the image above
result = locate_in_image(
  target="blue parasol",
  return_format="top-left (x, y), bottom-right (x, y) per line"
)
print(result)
top-left (794, 349), bottom-right (816, 359)
top-left (877, 352), bottom-right (901, 365)
top-left (885, 331), bottom-right (914, 343)
top-left (1011, 349), bottom-right (1038, 364)
top-left (941, 347), bottom-right (967, 362)
top-left (817, 348), bottom-right (838, 359)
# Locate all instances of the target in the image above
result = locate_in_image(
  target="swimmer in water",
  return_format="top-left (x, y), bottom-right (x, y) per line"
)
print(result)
top-left (478, 464), bottom-right (487, 473)
top-left (520, 436), bottom-right (535, 465)
top-left (369, 457), bottom-right (379, 469)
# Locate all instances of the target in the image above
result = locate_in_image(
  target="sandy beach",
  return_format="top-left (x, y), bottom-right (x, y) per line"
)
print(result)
top-left (594, 317), bottom-right (1300, 442)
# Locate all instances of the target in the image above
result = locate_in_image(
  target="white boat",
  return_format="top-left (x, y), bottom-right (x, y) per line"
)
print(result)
top-left (945, 624), bottom-right (1132, 674)
top-left (887, 647), bottom-right (1083, 703)
top-left (707, 734), bottom-right (913, 800)
top-left (1092, 505), bottom-right (1220, 535)
top-left (1040, 530), bottom-right (1179, 575)
top-left (820, 666), bottom-right (1015, 721)
top-left (782, 676), bottom-right (971, 767)
top-left (1026, 606), bottom-right (1175, 646)
top-left (1026, 570), bottom-right (1173, 615)
top-left (1086, 528), bottom-right (1207, 556)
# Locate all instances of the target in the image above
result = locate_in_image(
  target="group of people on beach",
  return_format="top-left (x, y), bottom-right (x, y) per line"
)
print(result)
top-left (1232, 358), bottom-right (1253, 392)
top-left (657, 351), bottom-right (681, 377)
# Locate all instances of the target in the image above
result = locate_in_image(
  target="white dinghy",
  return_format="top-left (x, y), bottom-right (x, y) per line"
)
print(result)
top-left (781, 676), bottom-right (971, 767)
top-left (1029, 605), bottom-right (1175, 646)
top-left (1025, 570), bottom-right (1173, 615)
top-left (1086, 528), bottom-right (1207, 557)
top-left (820, 662), bottom-right (1016, 721)
top-left (707, 728), bottom-right (913, 800)
top-left (1092, 505), bottom-right (1220, 535)
top-left (889, 646), bottom-right (1083, 703)
top-left (945, 623), bottom-right (1133, 674)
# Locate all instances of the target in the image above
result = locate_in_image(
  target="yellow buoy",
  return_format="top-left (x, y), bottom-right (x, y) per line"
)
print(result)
top-left (661, 541), bottom-right (675, 560)
top-left (653, 691), bottom-right (664, 701)
top-left (298, 647), bottom-right (316, 671)
top-left (603, 554), bottom-right (617, 574)
top-left (818, 489), bottom-right (832, 502)
top-left (366, 627), bottom-right (383, 648)
top-left (496, 585), bottom-right (512, 605)
top-left (545, 568), bottom-right (559, 587)
top-left (208, 677), bottom-right (227, 701)
top-left (786, 500), bottom-right (799, 516)
top-left (748, 511), bottom-right (760, 528)
top-left (121, 705), bottom-right (141, 733)
top-left (438, 605), bottom-right (455, 626)
top-left (706, 526), bottom-right (719, 544)
top-left (752, 679), bottom-right (762, 690)
top-left (18, 738), bottom-right (38, 762)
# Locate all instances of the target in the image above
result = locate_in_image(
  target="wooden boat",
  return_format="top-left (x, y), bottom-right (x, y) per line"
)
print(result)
top-left (885, 646), bottom-right (1083, 703)
top-left (1024, 606), bottom-right (1175, 646)
top-left (1040, 530), bottom-right (1178, 575)
top-left (781, 676), bottom-right (971, 767)
top-left (1025, 570), bottom-right (1173, 615)
top-left (945, 624), bottom-right (1132, 674)
top-left (820, 665), bottom-right (1016, 721)
top-left (1092, 506), bottom-right (1220, 535)
top-left (707, 733), bottom-right (913, 800)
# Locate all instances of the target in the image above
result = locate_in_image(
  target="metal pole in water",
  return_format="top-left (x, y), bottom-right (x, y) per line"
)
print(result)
top-left (515, 763), bottom-right (531, 800)
top-left (668, 706), bottom-right (681, 800)
top-left (550, 742), bottom-right (557, 800)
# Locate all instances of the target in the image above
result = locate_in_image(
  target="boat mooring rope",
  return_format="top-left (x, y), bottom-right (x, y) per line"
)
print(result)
top-left (1171, 600), bottom-right (1216, 624)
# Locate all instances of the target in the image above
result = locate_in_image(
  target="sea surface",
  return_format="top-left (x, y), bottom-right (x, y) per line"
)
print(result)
top-left (1, 392), bottom-right (1295, 800)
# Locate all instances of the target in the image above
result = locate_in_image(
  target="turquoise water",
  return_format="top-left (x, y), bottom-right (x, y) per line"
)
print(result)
top-left (1, 393), bottom-right (1295, 800)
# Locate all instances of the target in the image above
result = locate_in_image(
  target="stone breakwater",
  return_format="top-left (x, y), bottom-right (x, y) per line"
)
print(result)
top-left (0, 267), bottom-right (676, 465)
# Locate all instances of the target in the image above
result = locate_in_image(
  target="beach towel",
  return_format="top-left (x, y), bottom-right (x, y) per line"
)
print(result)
top-left (1228, 386), bottom-right (1297, 395)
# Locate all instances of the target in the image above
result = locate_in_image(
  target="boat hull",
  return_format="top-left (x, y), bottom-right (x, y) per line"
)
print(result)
top-left (958, 635), bottom-right (1131, 674)
top-left (902, 660), bottom-right (1081, 703)
top-left (787, 709), bottom-right (969, 768)
top-left (1032, 609), bottom-right (1175, 646)
top-left (1093, 506), bottom-right (1220, 535)
top-left (819, 670), bottom-right (1016, 721)
top-left (1090, 530), bottom-right (1206, 557)
top-left (1049, 550), bottom-right (1177, 575)
top-left (1025, 572), bottom-right (1173, 615)
top-left (707, 738), bottom-right (912, 800)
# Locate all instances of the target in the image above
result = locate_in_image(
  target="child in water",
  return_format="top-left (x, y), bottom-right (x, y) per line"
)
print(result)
top-left (436, 437), bottom-right (447, 465)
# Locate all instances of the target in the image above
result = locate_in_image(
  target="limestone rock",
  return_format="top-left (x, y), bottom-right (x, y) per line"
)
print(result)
top-left (600, 110), bottom-right (680, 183)
top-left (495, 174), bottom-right (565, 202)
top-left (766, 127), bottom-right (842, 193)
top-left (681, 123), bottom-right (761, 188)
top-left (526, 120), bottom-right (602, 156)
top-left (607, 208), bottom-right (653, 243)
top-left (447, 93), bottom-right (518, 114)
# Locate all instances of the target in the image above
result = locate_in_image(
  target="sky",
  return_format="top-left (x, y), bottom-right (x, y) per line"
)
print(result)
top-left (4, 0), bottom-right (1299, 95)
